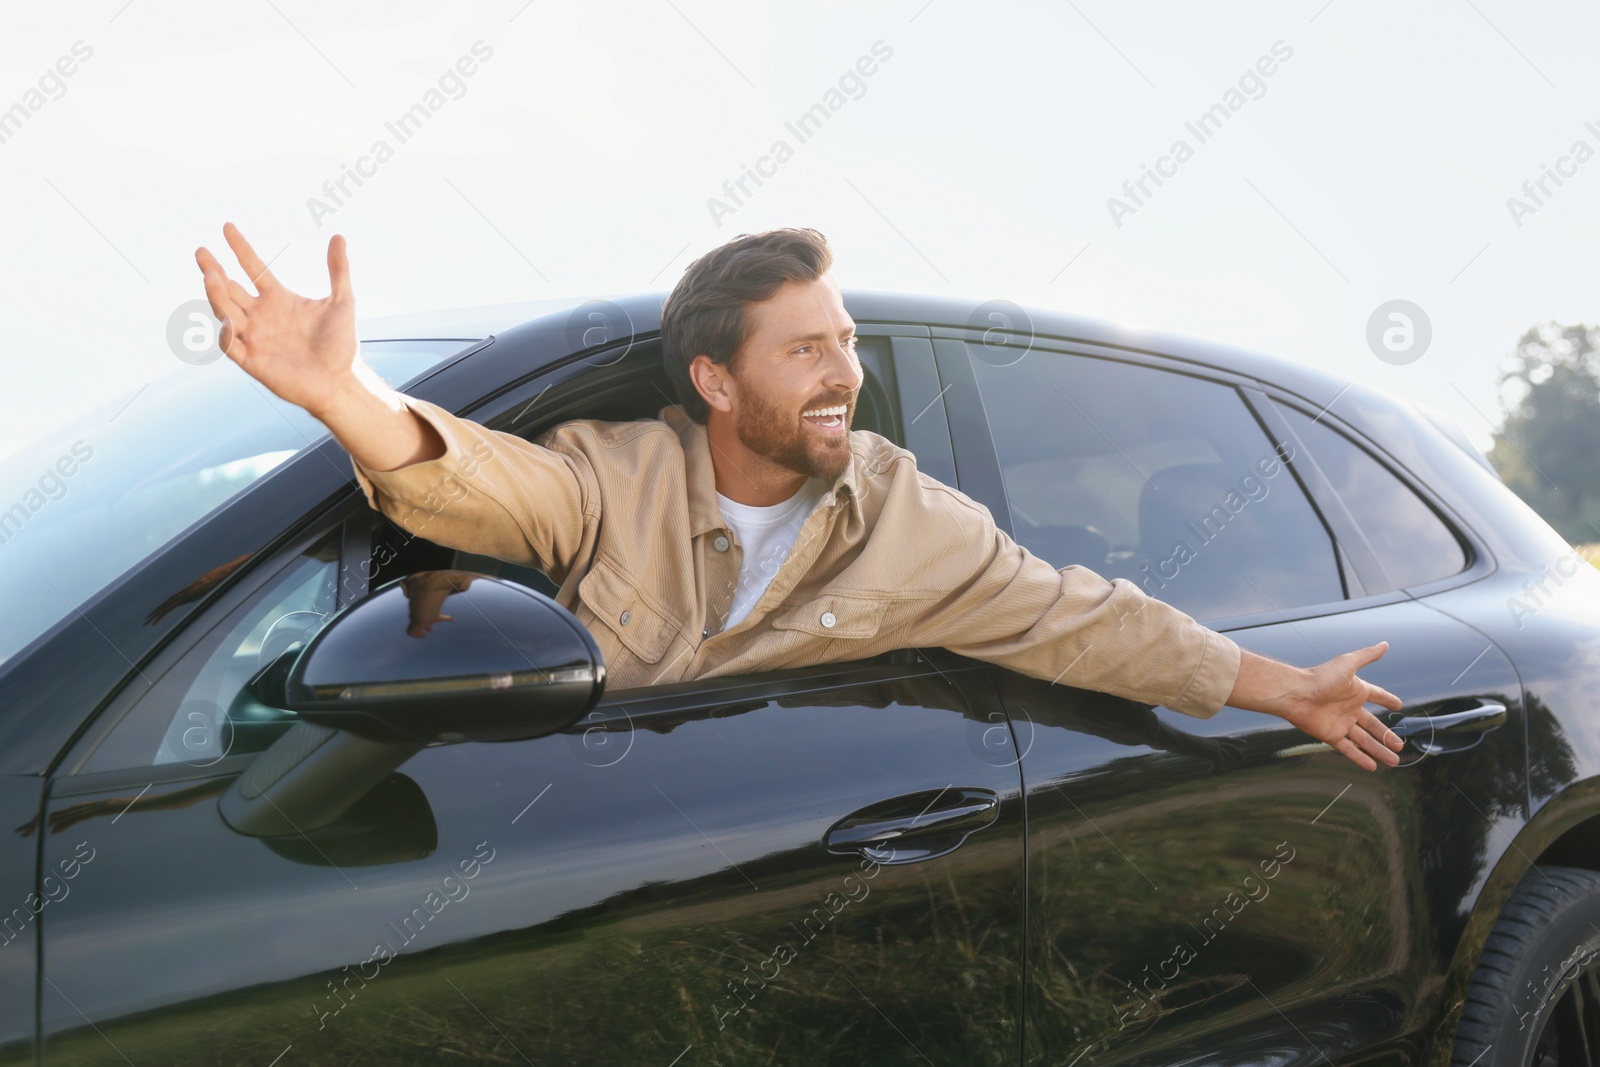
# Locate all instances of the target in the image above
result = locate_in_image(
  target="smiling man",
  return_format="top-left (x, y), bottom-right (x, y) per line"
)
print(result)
top-left (196, 222), bottom-right (1406, 771)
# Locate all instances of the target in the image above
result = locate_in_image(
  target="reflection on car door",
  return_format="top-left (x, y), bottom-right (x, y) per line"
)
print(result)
top-left (935, 333), bottom-right (1526, 1064)
top-left (997, 603), bottom-right (1521, 1065)
top-left (39, 633), bottom-right (1024, 1065)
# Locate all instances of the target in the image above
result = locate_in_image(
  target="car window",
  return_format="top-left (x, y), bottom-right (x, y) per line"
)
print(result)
top-left (1277, 404), bottom-right (1467, 592)
top-left (0, 341), bottom-right (468, 670)
top-left (80, 529), bottom-right (341, 772)
top-left (966, 347), bottom-right (1344, 621)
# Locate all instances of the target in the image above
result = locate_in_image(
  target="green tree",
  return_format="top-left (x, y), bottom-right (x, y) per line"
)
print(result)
top-left (1489, 321), bottom-right (1600, 545)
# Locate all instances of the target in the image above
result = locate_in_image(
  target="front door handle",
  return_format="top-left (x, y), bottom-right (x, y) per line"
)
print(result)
top-left (1389, 699), bottom-right (1507, 756)
top-left (825, 787), bottom-right (999, 865)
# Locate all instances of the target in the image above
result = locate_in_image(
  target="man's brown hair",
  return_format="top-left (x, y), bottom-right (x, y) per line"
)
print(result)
top-left (661, 227), bottom-right (833, 423)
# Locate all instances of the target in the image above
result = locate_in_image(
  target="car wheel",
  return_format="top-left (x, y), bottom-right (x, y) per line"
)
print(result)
top-left (1451, 864), bottom-right (1600, 1066)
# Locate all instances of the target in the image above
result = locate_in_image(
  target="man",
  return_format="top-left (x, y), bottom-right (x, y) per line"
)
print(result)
top-left (195, 222), bottom-right (1405, 771)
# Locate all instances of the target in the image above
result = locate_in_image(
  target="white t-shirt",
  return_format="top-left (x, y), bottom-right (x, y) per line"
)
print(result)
top-left (716, 477), bottom-right (829, 630)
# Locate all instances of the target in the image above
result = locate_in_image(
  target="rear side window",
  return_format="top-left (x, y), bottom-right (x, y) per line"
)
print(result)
top-left (1276, 405), bottom-right (1467, 592)
top-left (967, 347), bottom-right (1344, 622)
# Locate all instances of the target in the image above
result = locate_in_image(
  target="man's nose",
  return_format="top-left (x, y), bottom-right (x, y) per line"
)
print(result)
top-left (822, 338), bottom-right (862, 391)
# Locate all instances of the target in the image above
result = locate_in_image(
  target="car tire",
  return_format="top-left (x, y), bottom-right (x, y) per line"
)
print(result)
top-left (1450, 864), bottom-right (1600, 1066)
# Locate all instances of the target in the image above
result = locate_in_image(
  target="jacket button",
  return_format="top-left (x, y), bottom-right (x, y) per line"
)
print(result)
top-left (820, 611), bottom-right (837, 628)
top-left (619, 610), bottom-right (632, 626)
top-left (713, 535), bottom-right (730, 552)
top-left (702, 627), bottom-right (710, 638)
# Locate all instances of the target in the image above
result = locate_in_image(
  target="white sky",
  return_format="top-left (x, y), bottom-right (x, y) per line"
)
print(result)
top-left (1, 0), bottom-right (1596, 460)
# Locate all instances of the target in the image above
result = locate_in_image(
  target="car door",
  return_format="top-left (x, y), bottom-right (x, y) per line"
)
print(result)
top-left (0, 776), bottom-right (43, 1067)
top-left (35, 327), bottom-right (1029, 1067)
top-left (932, 331), bottom-right (1525, 1066)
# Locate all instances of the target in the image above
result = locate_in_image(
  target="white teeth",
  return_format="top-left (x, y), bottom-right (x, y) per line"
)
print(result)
top-left (803, 405), bottom-right (846, 418)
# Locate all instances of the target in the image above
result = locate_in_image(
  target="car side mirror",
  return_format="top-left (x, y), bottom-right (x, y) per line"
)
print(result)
top-left (220, 571), bottom-right (605, 837)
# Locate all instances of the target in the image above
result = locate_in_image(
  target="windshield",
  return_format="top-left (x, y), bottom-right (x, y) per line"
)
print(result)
top-left (0, 340), bottom-right (473, 667)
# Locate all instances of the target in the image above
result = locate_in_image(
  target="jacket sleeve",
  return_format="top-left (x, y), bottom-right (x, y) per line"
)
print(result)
top-left (897, 472), bottom-right (1242, 719)
top-left (347, 396), bottom-right (596, 582)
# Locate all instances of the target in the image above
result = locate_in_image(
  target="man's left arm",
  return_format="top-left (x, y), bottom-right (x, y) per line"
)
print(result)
top-left (889, 471), bottom-right (1403, 771)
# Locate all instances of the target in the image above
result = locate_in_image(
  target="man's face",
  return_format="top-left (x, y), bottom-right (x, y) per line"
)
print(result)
top-left (724, 272), bottom-right (862, 480)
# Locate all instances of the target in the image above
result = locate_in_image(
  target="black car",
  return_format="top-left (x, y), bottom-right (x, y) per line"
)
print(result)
top-left (2, 292), bottom-right (1597, 1067)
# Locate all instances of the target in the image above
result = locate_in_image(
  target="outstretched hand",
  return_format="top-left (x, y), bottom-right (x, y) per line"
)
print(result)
top-left (1283, 641), bottom-right (1405, 771)
top-left (194, 222), bottom-right (360, 417)
top-left (1228, 640), bottom-right (1405, 771)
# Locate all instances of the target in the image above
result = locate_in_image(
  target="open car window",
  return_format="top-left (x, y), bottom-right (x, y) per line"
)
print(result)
top-left (386, 334), bottom-right (908, 603)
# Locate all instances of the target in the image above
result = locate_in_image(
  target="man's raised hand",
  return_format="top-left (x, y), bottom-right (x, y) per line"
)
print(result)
top-left (196, 223), bottom-right (446, 473)
top-left (194, 223), bottom-right (359, 418)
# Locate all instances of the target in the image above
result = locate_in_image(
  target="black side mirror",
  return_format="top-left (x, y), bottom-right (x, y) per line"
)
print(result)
top-left (221, 571), bottom-right (604, 837)
top-left (282, 569), bottom-right (605, 743)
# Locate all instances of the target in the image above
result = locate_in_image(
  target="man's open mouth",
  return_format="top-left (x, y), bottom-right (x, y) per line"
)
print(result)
top-left (801, 403), bottom-right (848, 432)
top-left (800, 403), bottom-right (851, 431)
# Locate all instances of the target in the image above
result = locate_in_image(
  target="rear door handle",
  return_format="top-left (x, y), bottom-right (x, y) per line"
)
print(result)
top-left (825, 787), bottom-right (1000, 866)
top-left (1389, 699), bottom-right (1507, 755)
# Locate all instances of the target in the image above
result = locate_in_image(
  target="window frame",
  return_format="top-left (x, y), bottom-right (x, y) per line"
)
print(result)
top-left (459, 325), bottom-right (946, 669)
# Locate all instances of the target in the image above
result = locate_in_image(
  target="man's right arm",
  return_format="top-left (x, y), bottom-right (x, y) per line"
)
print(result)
top-left (342, 391), bottom-right (595, 578)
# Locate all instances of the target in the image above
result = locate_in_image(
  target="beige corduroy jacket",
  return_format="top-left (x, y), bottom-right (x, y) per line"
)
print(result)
top-left (349, 398), bottom-right (1242, 716)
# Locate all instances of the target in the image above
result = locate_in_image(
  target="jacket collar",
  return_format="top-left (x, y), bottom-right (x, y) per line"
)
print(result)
top-left (659, 404), bottom-right (863, 537)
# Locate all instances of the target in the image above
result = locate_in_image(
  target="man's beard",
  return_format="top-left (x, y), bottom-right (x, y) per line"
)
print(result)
top-left (732, 374), bottom-right (854, 481)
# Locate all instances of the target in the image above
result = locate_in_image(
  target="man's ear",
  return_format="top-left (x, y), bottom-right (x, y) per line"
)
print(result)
top-left (689, 353), bottom-right (736, 415)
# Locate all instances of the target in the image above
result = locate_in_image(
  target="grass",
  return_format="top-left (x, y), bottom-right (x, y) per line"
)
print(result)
top-left (42, 772), bottom-right (1403, 1066)
top-left (40, 836), bottom-right (1029, 1066)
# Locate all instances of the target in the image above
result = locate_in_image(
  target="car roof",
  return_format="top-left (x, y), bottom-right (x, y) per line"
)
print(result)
top-left (359, 289), bottom-right (1355, 412)
top-left (357, 296), bottom-right (604, 340)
